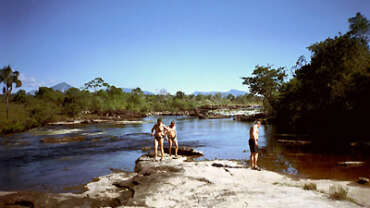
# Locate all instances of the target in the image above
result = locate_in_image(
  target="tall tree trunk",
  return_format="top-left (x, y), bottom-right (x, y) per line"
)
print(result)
top-left (6, 92), bottom-right (9, 120)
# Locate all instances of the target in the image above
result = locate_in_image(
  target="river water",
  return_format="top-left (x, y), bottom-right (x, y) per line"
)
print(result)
top-left (1, 116), bottom-right (369, 193)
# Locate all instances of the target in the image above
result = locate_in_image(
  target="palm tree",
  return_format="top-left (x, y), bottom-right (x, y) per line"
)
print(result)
top-left (0, 65), bottom-right (22, 120)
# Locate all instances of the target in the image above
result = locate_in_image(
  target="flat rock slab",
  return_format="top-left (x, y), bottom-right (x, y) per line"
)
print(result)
top-left (1, 155), bottom-right (369, 208)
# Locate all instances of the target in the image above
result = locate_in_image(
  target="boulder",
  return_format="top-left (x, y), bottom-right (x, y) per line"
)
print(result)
top-left (357, 177), bottom-right (369, 184)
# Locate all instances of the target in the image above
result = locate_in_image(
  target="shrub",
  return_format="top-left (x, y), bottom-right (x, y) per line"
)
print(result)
top-left (28, 102), bottom-right (58, 125)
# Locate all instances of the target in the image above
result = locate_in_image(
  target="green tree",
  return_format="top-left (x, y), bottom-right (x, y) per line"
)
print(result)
top-left (0, 66), bottom-right (22, 119)
top-left (175, 91), bottom-right (185, 99)
top-left (83, 77), bottom-right (110, 91)
top-left (348, 12), bottom-right (370, 40)
top-left (131, 87), bottom-right (143, 96)
top-left (242, 65), bottom-right (286, 112)
top-left (63, 88), bottom-right (86, 117)
top-left (275, 12), bottom-right (370, 138)
top-left (13, 90), bottom-right (26, 103)
top-left (35, 87), bottom-right (65, 104)
top-left (226, 94), bottom-right (235, 101)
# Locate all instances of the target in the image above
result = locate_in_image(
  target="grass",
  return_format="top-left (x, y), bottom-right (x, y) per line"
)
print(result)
top-left (303, 183), bottom-right (317, 191)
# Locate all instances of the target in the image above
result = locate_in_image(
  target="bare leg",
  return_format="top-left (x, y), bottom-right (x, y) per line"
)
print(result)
top-left (154, 138), bottom-right (158, 160)
top-left (250, 153), bottom-right (254, 168)
top-left (250, 153), bottom-right (252, 168)
top-left (159, 138), bottom-right (164, 161)
top-left (255, 153), bottom-right (259, 168)
top-left (169, 139), bottom-right (172, 156)
top-left (174, 138), bottom-right (178, 157)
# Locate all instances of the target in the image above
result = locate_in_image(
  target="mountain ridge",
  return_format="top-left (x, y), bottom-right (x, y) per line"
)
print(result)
top-left (30, 82), bottom-right (247, 97)
top-left (51, 82), bottom-right (73, 92)
top-left (192, 89), bottom-right (246, 97)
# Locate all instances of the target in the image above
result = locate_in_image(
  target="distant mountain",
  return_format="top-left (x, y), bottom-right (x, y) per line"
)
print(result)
top-left (27, 90), bottom-right (37, 95)
top-left (224, 89), bottom-right (247, 97)
top-left (51, 82), bottom-right (73, 92)
top-left (193, 89), bottom-right (246, 97)
top-left (122, 88), bottom-right (154, 95)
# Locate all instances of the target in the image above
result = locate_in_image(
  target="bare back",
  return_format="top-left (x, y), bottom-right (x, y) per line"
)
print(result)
top-left (249, 124), bottom-right (259, 140)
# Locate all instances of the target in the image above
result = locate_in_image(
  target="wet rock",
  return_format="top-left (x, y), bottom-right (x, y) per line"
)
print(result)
top-left (40, 136), bottom-right (86, 143)
top-left (277, 139), bottom-right (312, 145)
top-left (211, 162), bottom-right (243, 169)
top-left (110, 168), bottom-right (127, 173)
top-left (0, 192), bottom-right (114, 208)
top-left (233, 113), bottom-right (266, 122)
top-left (200, 114), bottom-right (231, 119)
top-left (337, 161), bottom-right (365, 167)
top-left (1, 140), bottom-right (31, 147)
top-left (141, 146), bottom-right (203, 156)
top-left (357, 177), bottom-right (369, 184)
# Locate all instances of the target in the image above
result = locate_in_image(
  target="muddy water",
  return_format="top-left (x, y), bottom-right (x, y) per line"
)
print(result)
top-left (0, 116), bottom-right (369, 193)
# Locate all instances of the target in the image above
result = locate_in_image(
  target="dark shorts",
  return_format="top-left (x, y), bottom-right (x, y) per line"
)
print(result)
top-left (249, 139), bottom-right (258, 153)
top-left (154, 136), bottom-right (163, 142)
top-left (168, 135), bottom-right (177, 141)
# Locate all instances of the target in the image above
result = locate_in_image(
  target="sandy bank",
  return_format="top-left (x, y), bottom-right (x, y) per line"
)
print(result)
top-left (0, 153), bottom-right (369, 208)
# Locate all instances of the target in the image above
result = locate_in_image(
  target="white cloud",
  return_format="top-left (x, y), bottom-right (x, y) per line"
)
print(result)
top-left (19, 73), bottom-right (40, 89)
top-left (18, 73), bottom-right (58, 91)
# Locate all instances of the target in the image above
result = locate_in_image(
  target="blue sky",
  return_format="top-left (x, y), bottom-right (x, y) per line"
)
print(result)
top-left (1, 0), bottom-right (369, 94)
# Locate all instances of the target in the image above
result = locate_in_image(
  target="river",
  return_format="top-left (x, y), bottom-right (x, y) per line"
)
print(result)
top-left (0, 116), bottom-right (369, 193)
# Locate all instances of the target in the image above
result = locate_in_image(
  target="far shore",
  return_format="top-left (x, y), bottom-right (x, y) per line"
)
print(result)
top-left (0, 104), bottom-right (263, 135)
top-left (47, 104), bottom-right (264, 126)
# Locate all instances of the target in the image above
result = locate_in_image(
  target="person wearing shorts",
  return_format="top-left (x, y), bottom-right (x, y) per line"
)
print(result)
top-left (249, 120), bottom-right (261, 171)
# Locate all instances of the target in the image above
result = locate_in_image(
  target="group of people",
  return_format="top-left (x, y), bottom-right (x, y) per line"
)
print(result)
top-left (151, 118), bottom-right (262, 171)
top-left (151, 118), bottom-right (179, 161)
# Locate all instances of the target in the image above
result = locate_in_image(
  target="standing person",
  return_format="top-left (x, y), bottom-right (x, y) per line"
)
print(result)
top-left (151, 118), bottom-right (168, 161)
top-left (249, 120), bottom-right (262, 171)
top-left (166, 121), bottom-right (178, 158)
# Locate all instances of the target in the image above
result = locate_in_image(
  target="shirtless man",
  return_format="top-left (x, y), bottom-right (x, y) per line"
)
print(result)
top-left (249, 120), bottom-right (261, 171)
top-left (166, 121), bottom-right (178, 158)
top-left (151, 118), bottom-right (168, 161)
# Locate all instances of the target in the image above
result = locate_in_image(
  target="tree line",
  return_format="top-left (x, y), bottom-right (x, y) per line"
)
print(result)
top-left (243, 13), bottom-right (370, 141)
top-left (0, 74), bottom-right (260, 134)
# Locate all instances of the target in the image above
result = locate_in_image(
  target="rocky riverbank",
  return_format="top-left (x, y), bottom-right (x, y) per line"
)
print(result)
top-left (1, 152), bottom-right (369, 208)
top-left (47, 105), bottom-right (264, 126)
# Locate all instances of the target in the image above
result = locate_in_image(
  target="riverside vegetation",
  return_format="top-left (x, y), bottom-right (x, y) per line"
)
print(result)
top-left (242, 12), bottom-right (370, 141)
top-left (0, 75), bottom-right (261, 134)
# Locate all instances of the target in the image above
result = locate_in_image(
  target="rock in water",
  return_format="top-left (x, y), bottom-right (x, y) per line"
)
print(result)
top-left (277, 139), bottom-right (311, 145)
top-left (357, 177), bottom-right (369, 184)
top-left (141, 146), bottom-right (203, 156)
top-left (337, 161), bottom-right (365, 167)
top-left (40, 136), bottom-right (86, 143)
